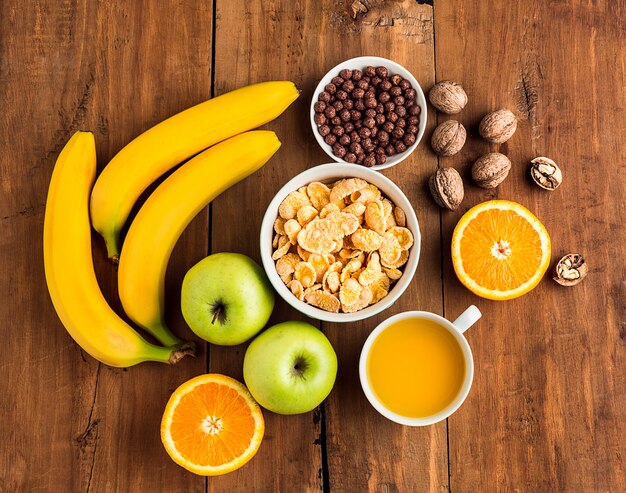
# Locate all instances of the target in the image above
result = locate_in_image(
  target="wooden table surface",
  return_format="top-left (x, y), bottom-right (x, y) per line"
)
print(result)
top-left (1, 1), bottom-right (624, 492)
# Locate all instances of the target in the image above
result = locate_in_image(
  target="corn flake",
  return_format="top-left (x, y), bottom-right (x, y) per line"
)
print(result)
top-left (339, 278), bottom-right (362, 306)
top-left (284, 219), bottom-right (301, 244)
top-left (276, 253), bottom-right (301, 280)
top-left (343, 202), bottom-right (366, 218)
top-left (387, 226), bottom-right (414, 250)
top-left (306, 182), bottom-right (331, 210)
top-left (319, 203), bottom-right (340, 219)
top-left (329, 178), bottom-right (368, 203)
top-left (297, 205), bottom-right (318, 227)
top-left (272, 236), bottom-right (291, 260)
top-left (379, 233), bottom-right (402, 265)
top-left (308, 254), bottom-right (330, 283)
top-left (384, 267), bottom-right (403, 280)
top-left (358, 267), bottom-right (381, 286)
top-left (372, 272), bottom-right (391, 291)
top-left (342, 285), bottom-right (373, 313)
top-left (365, 200), bottom-right (387, 235)
top-left (279, 190), bottom-right (311, 220)
top-left (381, 249), bottom-right (409, 269)
top-left (303, 283), bottom-right (322, 296)
top-left (274, 217), bottom-right (286, 235)
top-left (323, 270), bottom-right (341, 293)
top-left (288, 280), bottom-right (305, 301)
top-left (350, 184), bottom-right (381, 204)
top-left (340, 258), bottom-right (362, 282)
top-left (351, 228), bottom-right (383, 252)
top-left (382, 199), bottom-right (393, 219)
top-left (297, 219), bottom-right (336, 254)
top-left (297, 245), bottom-right (311, 262)
top-left (369, 283), bottom-right (388, 304)
top-left (294, 262), bottom-right (316, 288)
top-left (305, 291), bottom-right (340, 312)
top-left (339, 248), bottom-right (363, 259)
top-left (394, 206), bottom-right (406, 227)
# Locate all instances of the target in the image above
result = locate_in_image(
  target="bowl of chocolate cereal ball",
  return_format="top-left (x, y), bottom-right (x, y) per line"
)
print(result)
top-left (310, 56), bottom-right (427, 170)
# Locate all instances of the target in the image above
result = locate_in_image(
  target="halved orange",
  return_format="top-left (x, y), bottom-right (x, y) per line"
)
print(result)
top-left (451, 200), bottom-right (551, 300)
top-left (161, 374), bottom-right (264, 476)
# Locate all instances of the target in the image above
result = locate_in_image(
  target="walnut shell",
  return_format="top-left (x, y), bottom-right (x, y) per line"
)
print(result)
top-left (553, 253), bottom-right (587, 286)
top-left (471, 153), bottom-right (512, 188)
top-left (428, 81), bottom-right (468, 114)
top-left (428, 167), bottom-right (464, 210)
top-left (431, 120), bottom-right (466, 156)
top-left (479, 109), bottom-right (517, 144)
top-left (530, 156), bottom-right (562, 190)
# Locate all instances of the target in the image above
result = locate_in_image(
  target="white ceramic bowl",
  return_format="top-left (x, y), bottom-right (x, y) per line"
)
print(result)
top-left (260, 163), bottom-right (421, 323)
top-left (310, 56), bottom-right (427, 170)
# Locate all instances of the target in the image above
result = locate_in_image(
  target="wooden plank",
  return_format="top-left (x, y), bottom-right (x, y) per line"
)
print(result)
top-left (207, 2), bottom-right (325, 491)
top-left (433, 1), bottom-right (626, 491)
top-left (0, 1), bottom-right (211, 491)
top-left (313, 2), bottom-right (449, 492)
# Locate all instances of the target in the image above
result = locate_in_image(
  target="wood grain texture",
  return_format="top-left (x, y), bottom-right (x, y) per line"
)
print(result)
top-left (433, 1), bottom-right (626, 492)
top-left (0, 0), bottom-right (624, 492)
top-left (207, 2), bottom-right (324, 491)
top-left (0, 1), bottom-right (211, 491)
top-left (316, 2), bottom-right (449, 492)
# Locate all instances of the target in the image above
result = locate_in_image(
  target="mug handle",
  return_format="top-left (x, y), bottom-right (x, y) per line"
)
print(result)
top-left (452, 305), bottom-right (482, 333)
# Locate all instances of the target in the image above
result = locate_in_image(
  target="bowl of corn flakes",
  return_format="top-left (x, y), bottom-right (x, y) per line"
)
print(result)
top-left (260, 163), bottom-right (420, 322)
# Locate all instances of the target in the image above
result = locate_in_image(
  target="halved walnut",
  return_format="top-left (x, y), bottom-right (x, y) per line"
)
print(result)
top-left (553, 253), bottom-right (588, 286)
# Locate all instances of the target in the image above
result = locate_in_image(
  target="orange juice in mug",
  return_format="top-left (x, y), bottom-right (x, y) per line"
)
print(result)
top-left (359, 306), bottom-right (481, 426)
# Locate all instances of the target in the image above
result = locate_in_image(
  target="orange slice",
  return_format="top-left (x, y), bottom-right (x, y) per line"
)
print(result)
top-left (161, 374), bottom-right (264, 476)
top-left (451, 200), bottom-right (551, 300)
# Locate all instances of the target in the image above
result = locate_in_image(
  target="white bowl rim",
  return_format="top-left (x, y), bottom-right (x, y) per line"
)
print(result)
top-left (309, 55), bottom-right (428, 171)
top-left (260, 162), bottom-right (421, 323)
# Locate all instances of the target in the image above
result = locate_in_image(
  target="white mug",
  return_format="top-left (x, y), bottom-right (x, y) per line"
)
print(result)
top-left (359, 306), bottom-right (482, 426)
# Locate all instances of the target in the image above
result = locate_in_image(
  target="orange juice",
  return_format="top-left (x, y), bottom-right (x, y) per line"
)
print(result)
top-left (366, 318), bottom-right (466, 418)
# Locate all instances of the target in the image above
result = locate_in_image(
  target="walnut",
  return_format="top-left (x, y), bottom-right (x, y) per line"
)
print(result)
top-left (428, 167), bottom-right (464, 210)
top-left (479, 109), bottom-right (517, 143)
top-left (553, 254), bottom-right (588, 286)
top-left (428, 81), bottom-right (468, 114)
top-left (530, 156), bottom-right (562, 191)
top-left (471, 153), bottom-right (512, 188)
top-left (430, 120), bottom-right (466, 156)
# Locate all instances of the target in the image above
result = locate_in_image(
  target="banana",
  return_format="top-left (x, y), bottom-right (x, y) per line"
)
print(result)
top-left (90, 81), bottom-right (299, 260)
top-left (118, 131), bottom-right (280, 340)
top-left (44, 132), bottom-right (194, 367)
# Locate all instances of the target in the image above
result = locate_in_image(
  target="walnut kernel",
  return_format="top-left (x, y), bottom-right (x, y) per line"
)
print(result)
top-left (530, 156), bottom-right (562, 191)
top-left (553, 254), bottom-right (588, 286)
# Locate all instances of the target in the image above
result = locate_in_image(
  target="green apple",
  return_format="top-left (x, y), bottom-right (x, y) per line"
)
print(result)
top-left (181, 253), bottom-right (274, 345)
top-left (243, 321), bottom-right (338, 414)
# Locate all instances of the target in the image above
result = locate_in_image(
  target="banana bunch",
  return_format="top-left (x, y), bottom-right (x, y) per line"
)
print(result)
top-left (44, 81), bottom-right (297, 367)
top-left (44, 132), bottom-right (194, 367)
top-left (91, 81), bottom-right (300, 260)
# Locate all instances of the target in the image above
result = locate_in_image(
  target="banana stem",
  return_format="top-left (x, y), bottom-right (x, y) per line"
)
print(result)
top-left (168, 342), bottom-right (197, 365)
top-left (103, 233), bottom-right (120, 261)
top-left (145, 323), bottom-right (185, 347)
top-left (144, 341), bottom-right (196, 365)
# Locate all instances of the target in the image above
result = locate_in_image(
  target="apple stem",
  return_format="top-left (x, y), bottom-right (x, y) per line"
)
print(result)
top-left (211, 306), bottom-right (222, 325)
